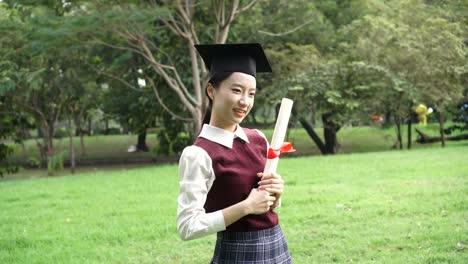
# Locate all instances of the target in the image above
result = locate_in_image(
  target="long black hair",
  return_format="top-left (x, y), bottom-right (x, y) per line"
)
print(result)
top-left (202, 72), bottom-right (234, 125)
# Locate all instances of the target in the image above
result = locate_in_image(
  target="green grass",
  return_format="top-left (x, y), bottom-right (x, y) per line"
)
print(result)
top-left (9, 134), bottom-right (160, 163)
top-left (9, 122), bottom-right (467, 165)
top-left (1, 146), bottom-right (467, 263)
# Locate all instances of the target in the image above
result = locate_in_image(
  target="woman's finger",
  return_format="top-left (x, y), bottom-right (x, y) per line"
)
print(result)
top-left (257, 172), bottom-right (281, 180)
top-left (258, 178), bottom-right (284, 186)
top-left (265, 187), bottom-right (283, 194)
top-left (258, 183), bottom-right (283, 189)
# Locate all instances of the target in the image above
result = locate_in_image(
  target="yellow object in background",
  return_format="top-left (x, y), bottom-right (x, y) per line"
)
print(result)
top-left (414, 104), bottom-right (433, 125)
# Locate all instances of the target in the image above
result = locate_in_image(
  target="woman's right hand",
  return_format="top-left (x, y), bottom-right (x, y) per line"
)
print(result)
top-left (244, 188), bottom-right (276, 215)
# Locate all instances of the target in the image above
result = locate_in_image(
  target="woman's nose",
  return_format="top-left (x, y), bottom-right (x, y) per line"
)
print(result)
top-left (239, 96), bottom-right (248, 106)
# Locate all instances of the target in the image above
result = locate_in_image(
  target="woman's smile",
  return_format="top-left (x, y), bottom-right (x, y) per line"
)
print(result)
top-left (233, 108), bottom-right (247, 117)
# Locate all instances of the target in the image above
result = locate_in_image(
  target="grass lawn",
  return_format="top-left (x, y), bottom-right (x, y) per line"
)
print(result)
top-left (8, 122), bottom-right (467, 166)
top-left (1, 146), bottom-right (467, 263)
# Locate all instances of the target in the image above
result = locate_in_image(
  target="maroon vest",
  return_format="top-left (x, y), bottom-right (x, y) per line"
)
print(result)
top-left (194, 128), bottom-right (278, 232)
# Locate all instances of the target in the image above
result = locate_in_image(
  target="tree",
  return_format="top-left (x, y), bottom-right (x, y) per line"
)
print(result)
top-left (0, 6), bottom-right (65, 166)
top-left (340, 13), bottom-right (421, 149)
top-left (100, 54), bottom-right (160, 152)
top-left (258, 43), bottom-right (380, 154)
top-left (69, 1), bottom-right (259, 137)
top-left (244, 0), bottom-right (379, 154)
top-left (1, 4), bottom-right (102, 172)
top-left (411, 17), bottom-right (466, 147)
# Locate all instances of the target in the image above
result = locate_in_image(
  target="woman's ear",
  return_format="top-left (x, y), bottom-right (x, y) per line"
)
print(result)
top-left (206, 83), bottom-right (215, 100)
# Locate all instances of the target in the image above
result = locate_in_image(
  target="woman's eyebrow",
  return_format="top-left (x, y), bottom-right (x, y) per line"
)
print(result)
top-left (231, 83), bottom-right (245, 88)
top-left (231, 83), bottom-right (256, 90)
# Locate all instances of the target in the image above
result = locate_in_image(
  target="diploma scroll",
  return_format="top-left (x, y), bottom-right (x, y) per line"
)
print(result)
top-left (263, 98), bottom-right (294, 174)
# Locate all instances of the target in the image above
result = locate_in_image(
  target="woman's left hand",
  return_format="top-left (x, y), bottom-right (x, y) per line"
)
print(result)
top-left (257, 172), bottom-right (284, 208)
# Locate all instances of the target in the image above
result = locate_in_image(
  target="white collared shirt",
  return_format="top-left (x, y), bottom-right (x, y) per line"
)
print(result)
top-left (176, 124), bottom-right (265, 240)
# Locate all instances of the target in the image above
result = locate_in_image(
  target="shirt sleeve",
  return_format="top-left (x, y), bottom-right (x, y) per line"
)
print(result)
top-left (255, 129), bottom-right (282, 209)
top-left (176, 146), bottom-right (226, 240)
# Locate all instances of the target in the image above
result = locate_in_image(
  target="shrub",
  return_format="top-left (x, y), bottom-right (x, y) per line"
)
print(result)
top-left (47, 153), bottom-right (64, 175)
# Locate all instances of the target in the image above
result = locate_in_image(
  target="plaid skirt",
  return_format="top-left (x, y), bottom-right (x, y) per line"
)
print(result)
top-left (211, 225), bottom-right (292, 264)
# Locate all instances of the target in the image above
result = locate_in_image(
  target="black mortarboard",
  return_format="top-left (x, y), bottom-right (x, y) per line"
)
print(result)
top-left (194, 43), bottom-right (272, 77)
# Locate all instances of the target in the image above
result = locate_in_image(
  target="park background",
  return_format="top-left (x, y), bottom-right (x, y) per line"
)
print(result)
top-left (0, 0), bottom-right (467, 263)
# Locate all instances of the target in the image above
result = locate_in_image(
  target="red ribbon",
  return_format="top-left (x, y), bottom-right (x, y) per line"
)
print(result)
top-left (267, 142), bottom-right (296, 159)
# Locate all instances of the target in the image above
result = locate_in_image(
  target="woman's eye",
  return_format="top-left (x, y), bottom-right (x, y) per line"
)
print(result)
top-left (249, 93), bottom-right (256, 97)
top-left (232, 89), bottom-right (241, 93)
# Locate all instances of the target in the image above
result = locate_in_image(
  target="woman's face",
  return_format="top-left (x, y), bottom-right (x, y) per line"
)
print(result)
top-left (208, 72), bottom-right (256, 132)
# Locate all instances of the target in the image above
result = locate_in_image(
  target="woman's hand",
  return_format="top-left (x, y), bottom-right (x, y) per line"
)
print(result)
top-left (257, 172), bottom-right (284, 208)
top-left (244, 188), bottom-right (277, 215)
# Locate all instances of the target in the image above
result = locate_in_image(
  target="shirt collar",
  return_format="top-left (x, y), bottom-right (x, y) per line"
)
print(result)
top-left (199, 124), bottom-right (250, 148)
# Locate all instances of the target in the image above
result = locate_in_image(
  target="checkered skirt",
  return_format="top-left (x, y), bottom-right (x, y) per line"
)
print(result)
top-left (211, 225), bottom-right (292, 263)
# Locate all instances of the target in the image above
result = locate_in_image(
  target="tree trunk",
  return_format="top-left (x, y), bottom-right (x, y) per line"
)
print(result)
top-left (68, 115), bottom-right (75, 174)
top-left (297, 117), bottom-right (327, 154)
top-left (43, 126), bottom-right (55, 175)
top-left (384, 111), bottom-right (392, 128)
top-left (415, 128), bottom-right (468, 143)
top-left (322, 113), bottom-right (340, 154)
top-left (136, 129), bottom-right (149, 152)
top-left (323, 126), bottom-right (338, 154)
top-left (79, 133), bottom-right (86, 158)
top-left (105, 119), bottom-right (109, 135)
top-left (407, 109), bottom-right (412, 149)
top-left (394, 116), bottom-right (403, 149)
top-left (291, 106), bottom-right (327, 154)
top-left (75, 115), bottom-right (86, 158)
top-left (88, 117), bottom-right (92, 136)
top-left (35, 140), bottom-right (47, 168)
top-left (438, 110), bottom-right (446, 147)
top-left (407, 119), bottom-right (412, 149)
top-left (39, 113), bottom-right (59, 175)
top-left (37, 119), bottom-right (55, 168)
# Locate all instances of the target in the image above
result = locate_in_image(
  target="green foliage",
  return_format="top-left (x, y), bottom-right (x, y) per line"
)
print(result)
top-left (444, 101), bottom-right (468, 134)
top-left (100, 53), bottom-right (160, 135)
top-left (26, 156), bottom-right (40, 168)
top-left (53, 128), bottom-right (69, 139)
top-left (155, 113), bottom-right (190, 156)
top-left (47, 152), bottom-right (63, 175)
top-left (1, 0), bottom-right (466, 157)
top-left (0, 144), bottom-right (18, 177)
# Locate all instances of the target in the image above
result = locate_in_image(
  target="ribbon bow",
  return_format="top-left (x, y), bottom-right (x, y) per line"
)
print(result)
top-left (267, 142), bottom-right (296, 159)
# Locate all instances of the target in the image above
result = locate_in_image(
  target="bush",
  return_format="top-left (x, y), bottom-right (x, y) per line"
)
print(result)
top-left (155, 131), bottom-right (190, 157)
top-left (173, 132), bottom-right (190, 154)
top-left (92, 127), bottom-right (122, 135)
top-left (27, 156), bottom-right (41, 168)
top-left (0, 143), bottom-right (18, 178)
top-left (54, 128), bottom-right (69, 139)
top-left (47, 153), bottom-right (64, 175)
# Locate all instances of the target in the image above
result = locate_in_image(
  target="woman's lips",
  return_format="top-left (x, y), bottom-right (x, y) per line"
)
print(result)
top-left (233, 108), bottom-right (247, 117)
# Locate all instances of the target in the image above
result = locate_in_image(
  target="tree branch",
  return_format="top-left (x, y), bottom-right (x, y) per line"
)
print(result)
top-left (147, 78), bottom-right (193, 121)
top-left (98, 69), bottom-right (144, 92)
top-left (88, 39), bottom-right (144, 56)
top-left (138, 38), bottom-right (198, 106)
top-left (234, 0), bottom-right (258, 16)
top-left (258, 19), bottom-right (314, 37)
top-left (138, 40), bottom-right (197, 115)
top-left (177, 0), bottom-right (191, 25)
top-left (225, 0), bottom-right (239, 26)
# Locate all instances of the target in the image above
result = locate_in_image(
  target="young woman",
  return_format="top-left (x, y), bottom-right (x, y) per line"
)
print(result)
top-left (177, 43), bottom-right (292, 263)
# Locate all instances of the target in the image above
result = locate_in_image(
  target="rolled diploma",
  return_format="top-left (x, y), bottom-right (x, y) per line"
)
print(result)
top-left (263, 98), bottom-right (294, 174)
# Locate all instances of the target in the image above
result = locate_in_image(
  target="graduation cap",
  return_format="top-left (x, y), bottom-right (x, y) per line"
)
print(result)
top-left (194, 43), bottom-right (272, 77)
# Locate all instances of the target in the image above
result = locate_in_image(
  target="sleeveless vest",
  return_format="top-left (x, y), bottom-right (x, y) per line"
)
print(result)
top-left (194, 128), bottom-right (278, 232)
